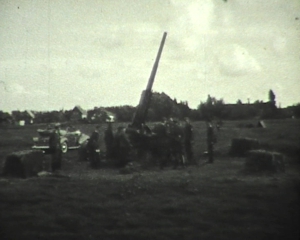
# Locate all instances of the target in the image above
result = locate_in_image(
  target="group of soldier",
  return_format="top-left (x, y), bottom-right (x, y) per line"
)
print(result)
top-left (48, 118), bottom-right (217, 172)
top-left (160, 117), bottom-right (193, 168)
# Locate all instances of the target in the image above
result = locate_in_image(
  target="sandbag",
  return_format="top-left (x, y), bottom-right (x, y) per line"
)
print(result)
top-left (229, 138), bottom-right (260, 157)
top-left (2, 150), bottom-right (51, 178)
top-left (245, 150), bottom-right (285, 173)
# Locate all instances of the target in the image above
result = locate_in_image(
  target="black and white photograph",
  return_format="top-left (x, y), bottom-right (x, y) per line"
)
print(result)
top-left (0, 0), bottom-right (300, 239)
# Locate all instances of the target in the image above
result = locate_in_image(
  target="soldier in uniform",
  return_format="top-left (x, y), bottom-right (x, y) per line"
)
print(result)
top-left (49, 123), bottom-right (62, 172)
top-left (206, 121), bottom-right (216, 163)
top-left (104, 121), bottom-right (114, 159)
top-left (167, 119), bottom-right (186, 168)
top-left (113, 127), bottom-right (132, 167)
top-left (183, 117), bottom-right (194, 164)
top-left (87, 125), bottom-right (101, 168)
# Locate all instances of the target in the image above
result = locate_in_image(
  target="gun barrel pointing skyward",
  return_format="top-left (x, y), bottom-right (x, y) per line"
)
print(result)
top-left (146, 32), bottom-right (167, 91)
top-left (131, 32), bottom-right (167, 128)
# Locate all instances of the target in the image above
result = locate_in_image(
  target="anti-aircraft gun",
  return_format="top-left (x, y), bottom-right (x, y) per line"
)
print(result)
top-left (111, 32), bottom-right (168, 167)
top-left (79, 33), bottom-right (168, 167)
top-left (130, 32), bottom-right (167, 130)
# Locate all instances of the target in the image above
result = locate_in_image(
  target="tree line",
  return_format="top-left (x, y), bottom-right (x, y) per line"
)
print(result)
top-left (1, 90), bottom-right (300, 125)
top-left (107, 90), bottom-right (299, 122)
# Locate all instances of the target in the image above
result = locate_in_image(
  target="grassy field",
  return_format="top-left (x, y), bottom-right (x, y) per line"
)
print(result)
top-left (0, 119), bottom-right (299, 240)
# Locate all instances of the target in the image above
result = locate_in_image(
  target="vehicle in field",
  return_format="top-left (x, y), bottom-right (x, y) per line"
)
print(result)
top-left (32, 123), bottom-right (89, 153)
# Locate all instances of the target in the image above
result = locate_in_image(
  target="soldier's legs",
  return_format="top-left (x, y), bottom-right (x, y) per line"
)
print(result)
top-left (170, 141), bottom-right (178, 169)
top-left (105, 143), bottom-right (114, 159)
top-left (185, 141), bottom-right (193, 163)
top-left (208, 144), bottom-right (214, 163)
top-left (171, 151), bottom-right (183, 169)
top-left (87, 146), bottom-right (95, 168)
top-left (56, 151), bottom-right (62, 169)
top-left (114, 147), bottom-right (129, 168)
top-left (181, 154), bottom-right (186, 167)
top-left (90, 150), bottom-right (98, 168)
top-left (158, 148), bottom-right (169, 169)
top-left (78, 143), bottom-right (89, 162)
top-left (51, 150), bottom-right (62, 171)
top-left (172, 154), bottom-right (178, 169)
top-left (122, 147), bottom-right (131, 166)
top-left (178, 142), bottom-right (186, 168)
top-left (172, 141), bottom-right (185, 169)
top-left (51, 154), bottom-right (56, 171)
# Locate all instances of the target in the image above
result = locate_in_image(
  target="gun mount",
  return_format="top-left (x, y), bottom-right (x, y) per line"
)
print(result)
top-left (131, 32), bottom-right (167, 129)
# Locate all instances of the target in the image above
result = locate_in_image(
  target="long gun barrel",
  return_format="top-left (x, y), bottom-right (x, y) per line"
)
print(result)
top-left (131, 32), bottom-right (167, 128)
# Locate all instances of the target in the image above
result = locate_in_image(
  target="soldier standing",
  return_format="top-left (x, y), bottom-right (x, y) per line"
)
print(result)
top-left (113, 127), bottom-right (132, 167)
top-left (183, 117), bottom-right (194, 164)
top-left (87, 125), bottom-right (101, 168)
top-left (207, 121), bottom-right (215, 163)
top-left (49, 123), bottom-right (62, 172)
top-left (167, 119), bottom-right (185, 168)
top-left (104, 121), bottom-right (114, 159)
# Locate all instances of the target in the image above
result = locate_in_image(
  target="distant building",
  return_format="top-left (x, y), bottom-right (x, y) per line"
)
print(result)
top-left (0, 111), bottom-right (13, 125)
top-left (34, 110), bottom-right (66, 124)
top-left (70, 105), bottom-right (87, 122)
top-left (11, 110), bottom-right (35, 125)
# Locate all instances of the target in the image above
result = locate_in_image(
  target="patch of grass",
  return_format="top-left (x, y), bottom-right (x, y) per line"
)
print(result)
top-left (0, 168), bottom-right (299, 239)
top-left (0, 120), bottom-right (299, 239)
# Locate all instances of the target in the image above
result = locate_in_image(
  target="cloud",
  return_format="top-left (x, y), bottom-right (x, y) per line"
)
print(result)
top-left (218, 44), bottom-right (261, 76)
top-left (32, 89), bottom-right (48, 97)
top-left (5, 82), bottom-right (48, 97)
top-left (0, 82), bottom-right (49, 111)
top-left (7, 83), bottom-right (28, 95)
top-left (272, 36), bottom-right (287, 55)
top-left (186, 1), bottom-right (214, 33)
top-left (169, 0), bottom-right (215, 53)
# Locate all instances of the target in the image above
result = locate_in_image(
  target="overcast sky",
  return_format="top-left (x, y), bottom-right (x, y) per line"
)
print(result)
top-left (1, 0), bottom-right (299, 112)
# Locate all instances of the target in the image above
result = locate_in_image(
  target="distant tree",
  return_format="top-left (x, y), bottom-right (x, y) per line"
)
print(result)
top-left (254, 100), bottom-right (263, 104)
top-left (267, 89), bottom-right (278, 118)
top-left (106, 92), bottom-right (192, 122)
top-left (206, 94), bottom-right (213, 107)
top-left (148, 92), bottom-right (174, 121)
top-left (109, 105), bottom-right (135, 122)
top-left (189, 109), bottom-right (202, 121)
top-left (214, 98), bottom-right (225, 119)
top-left (269, 89), bottom-right (276, 106)
top-left (236, 99), bottom-right (243, 104)
top-left (198, 96), bottom-right (211, 120)
top-left (0, 111), bottom-right (12, 124)
top-left (198, 95), bottom-right (225, 120)
top-left (292, 103), bottom-right (300, 118)
top-left (175, 101), bottom-right (191, 119)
